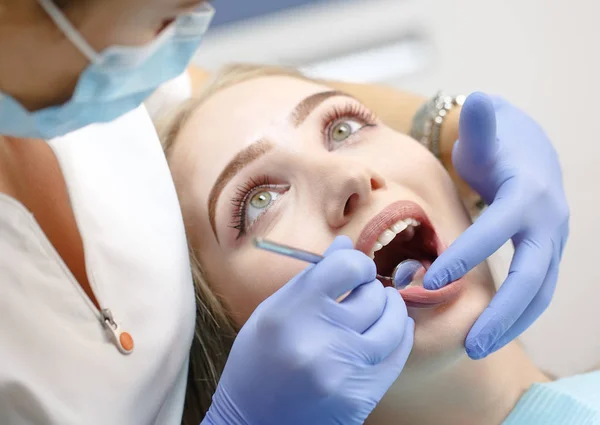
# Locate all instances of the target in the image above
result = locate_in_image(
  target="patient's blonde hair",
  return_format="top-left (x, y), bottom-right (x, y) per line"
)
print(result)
top-left (157, 64), bottom-right (315, 425)
top-left (159, 63), bottom-right (311, 158)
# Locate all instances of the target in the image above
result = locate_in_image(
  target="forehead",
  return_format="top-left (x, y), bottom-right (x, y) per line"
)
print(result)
top-left (172, 75), bottom-right (330, 177)
top-left (187, 75), bottom-right (329, 146)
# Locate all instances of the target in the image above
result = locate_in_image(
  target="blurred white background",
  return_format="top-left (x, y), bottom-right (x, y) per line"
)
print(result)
top-left (193, 0), bottom-right (600, 376)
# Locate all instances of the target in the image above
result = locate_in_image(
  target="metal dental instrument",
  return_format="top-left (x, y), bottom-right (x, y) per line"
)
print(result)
top-left (253, 238), bottom-right (422, 289)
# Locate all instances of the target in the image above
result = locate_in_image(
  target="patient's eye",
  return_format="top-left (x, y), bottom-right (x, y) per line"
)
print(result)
top-left (250, 191), bottom-right (272, 208)
top-left (330, 120), bottom-right (363, 143)
top-left (321, 103), bottom-right (377, 150)
top-left (230, 176), bottom-right (288, 238)
top-left (247, 190), bottom-right (280, 224)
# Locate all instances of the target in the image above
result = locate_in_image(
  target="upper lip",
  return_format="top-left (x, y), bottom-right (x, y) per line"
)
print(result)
top-left (355, 200), bottom-right (439, 256)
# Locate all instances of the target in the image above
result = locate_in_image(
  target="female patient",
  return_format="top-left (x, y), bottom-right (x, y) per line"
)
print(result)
top-left (159, 65), bottom-right (599, 425)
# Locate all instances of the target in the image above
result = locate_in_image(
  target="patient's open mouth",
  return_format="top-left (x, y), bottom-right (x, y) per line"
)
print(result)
top-left (356, 200), bottom-right (465, 308)
top-left (369, 217), bottom-right (437, 281)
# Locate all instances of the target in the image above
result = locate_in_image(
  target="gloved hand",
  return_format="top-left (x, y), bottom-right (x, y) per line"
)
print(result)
top-left (203, 236), bottom-right (414, 425)
top-left (424, 92), bottom-right (569, 360)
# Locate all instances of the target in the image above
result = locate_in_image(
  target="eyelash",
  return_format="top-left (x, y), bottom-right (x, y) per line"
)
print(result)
top-left (230, 103), bottom-right (377, 238)
top-left (229, 175), bottom-right (278, 237)
top-left (320, 103), bottom-right (377, 144)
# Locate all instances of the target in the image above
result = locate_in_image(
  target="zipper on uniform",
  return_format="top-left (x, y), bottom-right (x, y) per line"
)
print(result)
top-left (79, 274), bottom-right (135, 355)
top-left (101, 308), bottom-right (135, 355)
top-left (23, 202), bottom-right (135, 356)
top-left (72, 267), bottom-right (135, 355)
top-left (14, 149), bottom-right (135, 356)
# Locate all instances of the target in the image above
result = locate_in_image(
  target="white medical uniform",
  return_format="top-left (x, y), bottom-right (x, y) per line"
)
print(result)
top-left (0, 74), bottom-right (196, 425)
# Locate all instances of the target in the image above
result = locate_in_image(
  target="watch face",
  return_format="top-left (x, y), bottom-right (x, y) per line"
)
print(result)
top-left (410, 101), bottom-right (433, 145)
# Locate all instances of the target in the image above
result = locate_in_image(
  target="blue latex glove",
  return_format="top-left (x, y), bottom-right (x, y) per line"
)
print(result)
top-left (424, 92), bottom-right (569, 360)
top-left (202, 236), bottom-right (414, 425)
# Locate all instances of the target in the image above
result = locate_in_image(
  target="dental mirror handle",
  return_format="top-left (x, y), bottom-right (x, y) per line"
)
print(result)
top-left (253, 238), bottom-right (325, 263)
top-left (254, 238), bottom-right (419, 289)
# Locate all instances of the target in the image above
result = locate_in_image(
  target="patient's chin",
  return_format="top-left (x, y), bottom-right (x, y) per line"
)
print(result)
top-left (401, 264), bottom-right (495, 378)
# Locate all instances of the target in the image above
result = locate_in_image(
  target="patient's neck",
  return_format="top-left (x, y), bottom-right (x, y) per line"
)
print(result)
top-left (367, 342), bottom-right (549, 425)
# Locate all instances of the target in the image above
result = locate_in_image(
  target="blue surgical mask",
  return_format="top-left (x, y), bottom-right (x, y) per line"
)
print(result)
top-left (0, 0), bottom-right (214, 139)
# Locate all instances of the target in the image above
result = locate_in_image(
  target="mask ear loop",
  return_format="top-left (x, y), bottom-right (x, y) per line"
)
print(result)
top-left (37, 0), bottom-right (101, 64)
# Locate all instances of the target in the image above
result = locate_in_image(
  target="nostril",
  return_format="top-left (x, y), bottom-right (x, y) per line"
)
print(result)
top-left (370, 178), bottom-right (384, 190)
top-left (344, 193), bottom-right (359, 216)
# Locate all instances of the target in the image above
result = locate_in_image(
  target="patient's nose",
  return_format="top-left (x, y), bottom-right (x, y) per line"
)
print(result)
top-left (324, 163), bottom-right (385, 229)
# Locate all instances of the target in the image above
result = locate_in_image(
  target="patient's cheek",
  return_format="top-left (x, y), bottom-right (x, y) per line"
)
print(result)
top-left (218, 260), bottom-right (303, 326)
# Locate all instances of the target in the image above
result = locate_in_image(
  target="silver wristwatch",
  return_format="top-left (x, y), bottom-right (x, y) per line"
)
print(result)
top-left (410, 92), bottom-right (466, 160)
top-left (411, 92), bottom-right (486, 216)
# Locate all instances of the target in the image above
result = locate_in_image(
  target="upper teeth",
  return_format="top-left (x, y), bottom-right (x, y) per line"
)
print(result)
top-left (369, 218), bottom-right (421, 259)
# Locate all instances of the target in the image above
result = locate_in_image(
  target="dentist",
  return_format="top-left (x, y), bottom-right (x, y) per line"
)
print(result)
top-left (0, 1), bottom-right (568, 425)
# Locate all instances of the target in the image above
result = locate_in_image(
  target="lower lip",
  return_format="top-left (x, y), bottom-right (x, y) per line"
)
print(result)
top-left (399, 278), bottom-right (465, 308)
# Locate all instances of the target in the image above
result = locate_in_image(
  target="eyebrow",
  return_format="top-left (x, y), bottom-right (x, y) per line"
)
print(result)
top-left (291, 90), bottom-right (345, 127)
top-left (208, 139), bottom-right (273, 239)
top-left (207, 89), bottom-right (350, 241)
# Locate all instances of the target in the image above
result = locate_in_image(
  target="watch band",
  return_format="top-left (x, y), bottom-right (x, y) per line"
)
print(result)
top-left (411, 92), bottom-right (487, 216)
top-left (410, 92), bottom-right (466, 160)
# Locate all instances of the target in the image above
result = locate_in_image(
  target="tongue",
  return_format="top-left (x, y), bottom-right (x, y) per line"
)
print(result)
top-left (392, 259), bottom-right (425, 289)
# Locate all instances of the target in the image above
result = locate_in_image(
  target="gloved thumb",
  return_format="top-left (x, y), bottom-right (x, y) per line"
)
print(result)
top-left (275, 236), bottom-right (354, 299)
top-left (323, 235), bottom-right (354, 256)
top-left (453, 92), bottom-right (498, 172)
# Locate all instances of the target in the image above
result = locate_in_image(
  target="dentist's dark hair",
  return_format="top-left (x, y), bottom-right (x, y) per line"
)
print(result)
top-left (54, 0), bottom-right (92, 9)
top-left (54, 0), bottom-right (76, 8)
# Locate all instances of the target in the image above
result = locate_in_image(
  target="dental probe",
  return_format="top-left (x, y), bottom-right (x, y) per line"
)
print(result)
top-left (253, 238), bottom-right (422, 289)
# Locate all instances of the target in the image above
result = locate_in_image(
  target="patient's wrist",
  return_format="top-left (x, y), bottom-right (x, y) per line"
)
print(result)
top-left (439, 104), bottom-right (461, 162)
top-left (411, 93), bottom-right (485, 217)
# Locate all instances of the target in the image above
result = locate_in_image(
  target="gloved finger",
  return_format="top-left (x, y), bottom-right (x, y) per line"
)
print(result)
top-left (483, 255), bottom-right (559, 355)
top-left (454, 92), bottom-right (498, 168)
top-left (424, 188), bottom-right (520, 290)
top-left (376, 316), bottom-right (414, 373)
top-left (323, 235), bottom-right (354, 255)
top-left (354, 288), bottom-right (411, 364)
top-left (305, 248), bottom-right (376, 300)
top-left (464, 237), bottom-right (553, 359)
top-left (279, 235), bottom-right (355, 294)
top-left (559, 222), bottom-right (569, 259)
top-left (330, 279), bottom-right (387, 334)
top-left (346, 316), bottom-right (414, 406)
top-left (323, 235), bottom-right (363, 302)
